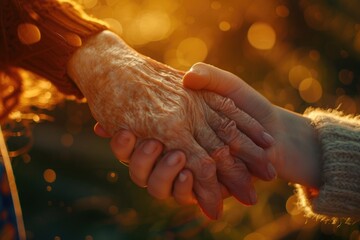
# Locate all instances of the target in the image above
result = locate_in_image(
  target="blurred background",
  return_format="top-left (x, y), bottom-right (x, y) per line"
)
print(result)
top-left (4, 0), bottom-right (360, 239)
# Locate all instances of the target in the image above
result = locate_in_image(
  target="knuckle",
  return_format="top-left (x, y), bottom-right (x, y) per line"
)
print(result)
top-left (196, 158), bottom-right (217, 181)
top-left (217, 120), bottom-right (238, 143)
top-left (234, 165), bottom-right (252, 184)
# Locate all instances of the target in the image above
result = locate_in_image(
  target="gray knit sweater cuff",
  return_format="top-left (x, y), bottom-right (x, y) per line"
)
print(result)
top-left (295, 108), bottom-right (360, 223)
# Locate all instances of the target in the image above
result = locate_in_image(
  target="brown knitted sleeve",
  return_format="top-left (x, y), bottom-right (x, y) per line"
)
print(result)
top-left (295, 108), bottom-right (360, 223)
top-left (0, 0), bottom-right (108, 119)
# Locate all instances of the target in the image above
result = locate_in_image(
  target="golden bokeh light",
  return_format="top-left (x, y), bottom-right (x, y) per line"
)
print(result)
top-left (125, 10), bottom-right (172, 45)
top-left (102, 18), bottom-right (123, 36)
top-left (107, 171), bottom-right (118, 183)
top-left (80, 0), bottom-right (98, 9)
top-left (285, 195), bottom-right (302, 216)
top-left (338, 69), bottom-right (354, 85)
top-left (219, 21), bottom-right (231, 31)
top-left (177, 37), bottom-right (208, 68)
top-left (8, 1), bottom-right (360, 239)
top-left (275, 5), bottom-right (290, 18)
top-left (247, 22), bottom-right (276, 50)
top-left (211, 1), bottom-right (222, 10)
top-left (299, 77), bottom-right (322, 103)
top-left (17, 23), bottom-right (41, 45)
top-left (61, 133), bottom-right (74, 147)
top-left (43, 169), bottom-right (57, 183)
top-left (288, 65), bottom-right (312, 89)
top-left (336, 95), bottom-right (357, 114)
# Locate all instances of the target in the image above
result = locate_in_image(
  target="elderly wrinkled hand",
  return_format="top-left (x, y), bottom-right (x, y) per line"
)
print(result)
top-left (68, 31), bottom-right (274, 219)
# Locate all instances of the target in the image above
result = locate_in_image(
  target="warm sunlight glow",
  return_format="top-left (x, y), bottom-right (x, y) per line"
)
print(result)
top-left (299, 78), bottom-right (322, 103)
top-left (43, 169), bottom-right (57, 183)
top-left (247, 22), bottom-right (276, 50)
top-left (288, 65), bottom-right (312, 89)
top-left (275, 5), bottom-right (290, 18)
top-left (219, 21), bottom-right (231, 31)
top-left (177, 37), bottom-right (208, 67)
top-left (126, 10), bottom-right (172, 45)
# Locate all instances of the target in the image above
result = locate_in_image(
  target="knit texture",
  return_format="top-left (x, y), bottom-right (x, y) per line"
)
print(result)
top-left (0, 0), bottom-right (108, 120)
top-left (295, 108), bottom-right (360, 223)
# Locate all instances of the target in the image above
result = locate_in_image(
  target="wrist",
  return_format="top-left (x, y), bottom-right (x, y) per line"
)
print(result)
top-left (273, 106), bottom-right (322, 188)
top-left (66, 30), bottom-right (140, 104)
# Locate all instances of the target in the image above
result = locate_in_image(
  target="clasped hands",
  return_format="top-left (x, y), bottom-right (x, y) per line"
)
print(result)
top-left (68, 31), bottom-right (280, 219)
top-left (94, 62), bottom-right (278, 219)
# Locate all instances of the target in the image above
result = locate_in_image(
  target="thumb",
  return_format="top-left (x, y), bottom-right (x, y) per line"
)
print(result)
top-left (94, 122), bottom-right (112, 138)
top-left (183, 63), bottom-right (237, 95)
top-left (183, 62), bottom-right (272, 122)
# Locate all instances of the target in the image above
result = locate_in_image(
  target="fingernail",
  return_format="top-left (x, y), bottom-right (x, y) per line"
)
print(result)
top-left (189, 64), bottom-right (206, 76)
top-left (143, 140), bottom-right (158, 154)
top-left (178, 172), bottom-right (187, 182)
top-left (267, 163), bottom-right (277, 180)
top-left (249, 189), bottom-right (257, 205)
top-left (166, 153), bottom-right (181, 166)
top-left (262, 132), bottom-right (275, 146)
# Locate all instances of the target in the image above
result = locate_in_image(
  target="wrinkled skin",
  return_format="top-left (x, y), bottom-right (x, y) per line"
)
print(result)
top-left (67, 31), bottom-right (268, 219)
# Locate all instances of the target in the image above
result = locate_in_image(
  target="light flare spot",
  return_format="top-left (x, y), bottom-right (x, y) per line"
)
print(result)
top-left (247, 22), bottom-right (276, 50)
top-left (288, 65), bottom-right (312, 89)
top-left (211, 1), bottom-right (222, 10)
top-left (286, 195), bottom-right (302, 215)
top-left (102, 18), bottom-right (123, 36)
top-left (17, 23), bottom-right (41, 45)
top-left (61, 133), bottom-right (74, 147)
top-left (177, 37), bottom-right (208, 67)
top-left (338, 69), bottom-right (354, 85)
top-left (275, 5), bottom-right (289, 18)
top-left (299, 78), bottom-right (322, 103)
top-left (219, 21), bottom-right (231, 31)
top-left (107, 171), bottom-right (118, 182)
top-left (44, 169), bottom-right (56, 183)
top-left (81, 0), bottom-right (98, 9)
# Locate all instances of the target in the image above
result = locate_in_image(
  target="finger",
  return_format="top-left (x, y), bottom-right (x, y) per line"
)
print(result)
top-left (184, 138), bottom-right (222, 220)
top-left (211, 146), bottom-right (257, 205)
top-left (173, 171), bottom-right (231, 206)
top-left (183, 62), bottom-right (272, 121)
top-left (94, 123), bottom-right (111, 138)
top-left (128, 140), bottom-right (163, 187)
top-left (202, 92), bottom-right (274, 148)
top-left (173, 169), bottom-right (197, 205)
top-left (193, 121), bottom-right (257, 205)
top-left (205, 107), bottom-right (276, 180)
top-left (218, 120), bottom-right (277, 180)
top-left (110, 130), bottom-right (137, 163)
top-left (147, 151), bottom-right (186, 200)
